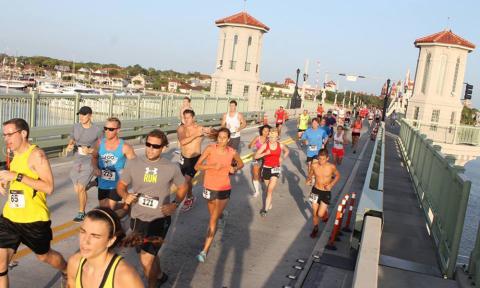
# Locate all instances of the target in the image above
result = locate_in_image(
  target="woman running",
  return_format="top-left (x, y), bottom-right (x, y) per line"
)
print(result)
top-left (255, 128), bottom-right (289, 217)
top-left (351, 115), bottom-right (363, 154)
top-left (332, 126), bottom-right (348, 165)
top-left (194, 128), bottom-right (244, 262)
top-left (67, 207), bottom-right (143, 288)
top-left (248, 125), bottom-right (271, 197)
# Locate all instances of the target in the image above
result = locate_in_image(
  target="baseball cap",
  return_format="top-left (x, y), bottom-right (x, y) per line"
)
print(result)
top-left (77, 106), bottom-right (93, 115)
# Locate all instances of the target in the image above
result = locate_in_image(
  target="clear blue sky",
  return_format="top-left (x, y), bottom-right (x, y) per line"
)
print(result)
top-left (1, 0), bottom-right (478, 107)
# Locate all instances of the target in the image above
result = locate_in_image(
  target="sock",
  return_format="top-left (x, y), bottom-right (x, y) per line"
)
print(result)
top-left (253, 180), bottom-right (261, 195)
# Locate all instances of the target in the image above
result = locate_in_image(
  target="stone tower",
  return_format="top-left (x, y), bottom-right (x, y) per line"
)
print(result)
top-left (406, 30), bottom-right (475, 126)
top-left (210, 12), bottom-right (269, 110)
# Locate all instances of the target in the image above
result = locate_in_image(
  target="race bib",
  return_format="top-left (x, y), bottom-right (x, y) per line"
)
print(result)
top-left (101, 169), bottom-right (116, 181)
top-left (178, 156), bottom-right (184, 165)
top-left (138, 194), bottom-right (159, 209)
top-left (9, 190), bottom-right (25, 208)
top-left (203, 188), bottom-right (211, 200)
top-left (271, 167), bottom-right (281, 174)
top-left (308, 145), bottom-right (318, 151)
top-left (309, 193), bottom-right (319, 204)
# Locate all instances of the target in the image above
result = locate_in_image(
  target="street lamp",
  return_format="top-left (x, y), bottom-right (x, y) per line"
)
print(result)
top-left (290, 68), bottom-right (302, 109)
top-left (382, 79), bottom-right (391, 122)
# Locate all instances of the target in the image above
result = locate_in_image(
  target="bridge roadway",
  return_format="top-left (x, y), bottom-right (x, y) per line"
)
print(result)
top-left (2, 120), bottom-right (373, 288)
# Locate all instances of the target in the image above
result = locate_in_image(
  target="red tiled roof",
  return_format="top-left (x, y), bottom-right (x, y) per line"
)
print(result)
top-left (215, 12), bottom-right (270, 32)
top-left (415, 30), bottom-right (475, 50)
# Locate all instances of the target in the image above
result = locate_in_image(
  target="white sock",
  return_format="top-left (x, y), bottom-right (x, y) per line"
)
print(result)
top-left (253, 180), bottom-right (261, 195)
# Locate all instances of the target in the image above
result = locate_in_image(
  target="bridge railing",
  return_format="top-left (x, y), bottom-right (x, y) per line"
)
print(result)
top-left (398, 119), bottom-right (471, 278)
top-left (352, 122), bottom-right (385, 250)
top-left (0, 111), bottom-right (263, 163)
top-left (405, 119), bottom-right (480, 146)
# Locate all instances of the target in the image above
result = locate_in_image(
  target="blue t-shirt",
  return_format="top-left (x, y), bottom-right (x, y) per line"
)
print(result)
top-left (98, 138), bottom-right (126, 189)
top-left (301, 128), bottom-right (328, 157)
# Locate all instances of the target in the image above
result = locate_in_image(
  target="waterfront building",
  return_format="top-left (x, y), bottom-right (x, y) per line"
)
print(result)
top-left (210, 11), bottom-right (269, 110)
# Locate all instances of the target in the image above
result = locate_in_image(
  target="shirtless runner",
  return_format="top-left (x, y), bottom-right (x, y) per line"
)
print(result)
top-left (177, 109), bottom-right (212, 212)
top-left (306, 148), bottom-right (340, 238)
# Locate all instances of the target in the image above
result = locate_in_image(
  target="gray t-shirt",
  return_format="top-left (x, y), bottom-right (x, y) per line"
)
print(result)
top-left (121, 155), bottom-right (185, 221)
top-left (70, 123), bottom-right (101, 161)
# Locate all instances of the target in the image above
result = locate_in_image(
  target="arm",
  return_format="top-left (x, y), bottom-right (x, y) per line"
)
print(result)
top-left (122, 143), bottom-right (136, 160)
top-left (91, 141), bottom-right (101, 176)
top-left (66, 253), bottom-right (82, 288)
top-left (221, 114), bottom-right (227, 128)
top-left (238, 113), bottom-right (247, 131)
top-left (327, 166), bottom-right (341, 190)
top-left (66, 128), bottom-right (76, 152)
top-left (306, 162), bottom-right (316, 185)
top-left (254, 143), bottom-right (269, 160)
top-left (230, 152), bottom-right (244, 173)
top-left (25, 148), bottom-right (54, 194)
top-left (177, 125), bottom-right (202, 146)
top-left (248, 136), bottom-right (259, 149)
top-left (117, 180), bottom-right (138, 205)
top-left (115, 261), bottom-right (145, 288)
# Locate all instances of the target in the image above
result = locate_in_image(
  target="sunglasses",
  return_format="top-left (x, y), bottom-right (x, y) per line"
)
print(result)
top-left (145, 142), bottom-right (163, 149)
top-left (103, 127), bottom-right (119, 132)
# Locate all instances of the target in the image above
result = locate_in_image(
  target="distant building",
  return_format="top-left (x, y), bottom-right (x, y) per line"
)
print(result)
top-left (324, 80), bottom-right (337, 92)
top-left (210, 11), bottom-right (269, 110)
top-left (130, 75), bottom-right (146, 89)
top-left (168, 80), bottom-right (180, 92)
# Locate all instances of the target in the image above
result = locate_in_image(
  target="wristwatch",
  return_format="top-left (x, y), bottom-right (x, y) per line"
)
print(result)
top-left (172, 200), bottom-right (179, 208)
top-left (16, 173), bottom-right (24, 182)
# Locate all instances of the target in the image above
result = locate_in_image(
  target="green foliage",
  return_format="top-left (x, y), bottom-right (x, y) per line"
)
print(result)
top-left (461, 106), bottom-right (479, 126)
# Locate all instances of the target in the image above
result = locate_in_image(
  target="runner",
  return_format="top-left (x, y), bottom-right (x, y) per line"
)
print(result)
top-left (179, 97), bottom-right (192, 125)
top-left (316, 103), bottom-right (324, 119)
top-left (248, 125), bottom-right (271, 197)
top-left (391, 110), bottom-right (397, 127)
top-left (92, 117), bottom-right (136, 212)
top-left (177, 109), bottom-right (213, 212)
top-left (274, 106), bottom-right (288, 136)
top-left (338, 105), bottom-right (346, 126)
top-left (325, 110), bottom-right (337, 139)
top-left (0, 118), bottom-right (67, 287)
top-left (351, 115), bottom-right (363, 154)
top-left (194, 128), bottom-right (244, 262)
top-left (297, 109), bottom-right (310, 140)
top-left (117, 129), bottom-right (187, 288)
top-left (368, 109), bottom-right (374, 126)
top-left (332, 126), bottom-right (348, 165)
top-left (255, 128), bottom-right (289, 217)
top-left (66, 106), bottom-right (102, 222)
top-left (66, 207), bottom-right (143, 288)
top-left (306, 148), bottom-right (341, 238)
top-left (221, 100), bottom-right (246, 152)
top-left (301, 118), bottom-right (328, 175)
top-left (344, 110), bottom-right (351, 128)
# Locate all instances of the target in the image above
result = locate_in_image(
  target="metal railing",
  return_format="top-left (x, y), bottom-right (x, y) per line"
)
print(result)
top-left (352, 122), bottom-right (385, 250)
top-left (0, 111), bottom-right (263, 163)
top-left (398, 119), bottom-right (472, 278)
top-left (469, 223), bottom-right (480, 286)
top-left (405, 119), bottom-right (480, 146)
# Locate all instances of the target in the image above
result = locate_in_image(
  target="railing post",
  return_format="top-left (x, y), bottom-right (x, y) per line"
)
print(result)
top-left (30, 91), bottom-right (37, 127)
top-left (453, 124), bottom-right (458, 145)
top-left (137, 94), bottom-right (141, 119)
top-left (74, 93), bottom-right (80, 123)
top-left (109, 93), bottom-right (114, 117)
top-left (202, 94), bottom-right (206, 114)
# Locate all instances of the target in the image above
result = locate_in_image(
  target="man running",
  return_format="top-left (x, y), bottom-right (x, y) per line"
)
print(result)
top-left (325, 110), bottom-right (337, 139)
top-left (316, 103), bottom-right (324, 119)
top-left (297, 109), bottom-right (310, 140)
top-left (351, 115), bottom-right (363, 154)
top-left (66, 106), bottom-right (102, 222)
top-left (179, 97), bottom-right (192, 125)
top-left (274, 106), bottom-right (288, 136)
top-left (0, 118), bottom-right (67, 287)
top-left (177, 109), bottom-right (212, 212)
top-left (221, 100), bottom-right (246, 152)
top-left (306, 148), bottom-right (340, 238)
top-left (118, 129), bottom-right (187, 288)
top-left (332, 126), bottom-right (348, 165)
top-left (92, 117), bottom-right (136, 211)
top-left (301, 118), bottom-right (328, 175)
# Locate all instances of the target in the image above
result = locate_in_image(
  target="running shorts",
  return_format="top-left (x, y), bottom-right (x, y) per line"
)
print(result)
top-left (98, 188), bottom-right (122, 201)
top-left (332, 147), bottom-right (345, 158)
top-left (0, 215), bottom-right (52, 255)
top-left (130, 216), bottom-right (171, 256)
top-left (309, 186), bottom-right (331, 205)
top-left (262, 166), bottom-right (281, 180)
top-left (202, 188), bottom-right (231, 200)
top-left (179, 154), bottom-right (200, 178)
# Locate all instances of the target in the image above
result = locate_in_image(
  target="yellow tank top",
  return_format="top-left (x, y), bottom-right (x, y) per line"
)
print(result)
top-left (76, 254), bottom-right (123, 288)
top-left (3, 144), bottom-right (50, 223)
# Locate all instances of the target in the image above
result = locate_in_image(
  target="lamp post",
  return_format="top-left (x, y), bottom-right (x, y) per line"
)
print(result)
top-left (290, 68), bottom-right (302, 109)
top-left (382, 79), bottom-right (391, 122)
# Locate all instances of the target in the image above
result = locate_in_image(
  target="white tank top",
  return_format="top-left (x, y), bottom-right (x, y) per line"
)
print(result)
top-left (333, 132), bottom-right (344, 149)
top-left (226, 112), bottom-right (241, 138)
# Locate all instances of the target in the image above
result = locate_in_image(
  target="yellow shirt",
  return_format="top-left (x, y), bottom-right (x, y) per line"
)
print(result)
top-left (3, 144), bottom-right (50, 223)
top-left (299, 114), bottom-right (310, 130)
top-left (76, 254), bottom-right (123, 288)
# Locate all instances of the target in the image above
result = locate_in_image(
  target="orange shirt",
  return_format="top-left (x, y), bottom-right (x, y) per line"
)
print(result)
top-left (203, 144), bottom-right (235, 191)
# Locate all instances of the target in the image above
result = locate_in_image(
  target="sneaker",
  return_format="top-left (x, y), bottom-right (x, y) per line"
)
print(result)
top-left (260, 210), bottom-right (267, 217)
top-left (181, 196), bottom-right (195, 212)
top-left (353, 150), bottom-right (356, 154)
top-left (156, 272), bottom-right (169, 287)
top-left (197, 251), bottom-right (207, 263)
top-left (310, 226), bottom-right (319, 238)
top-left (73, 212), bottom-right (86, 222)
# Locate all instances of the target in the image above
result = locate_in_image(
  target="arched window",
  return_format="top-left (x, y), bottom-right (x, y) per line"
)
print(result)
top-left (226, 79), bottom-right (232, 95)
top-left (421, 52), bottom-right (431, 94)
top-left (436, 54), bottom-right (447, 94)
top-left (451, 57), bottom-right (460, 95)
top-left (245, 36), bottom-right (252, 71)
top-left (219, 33), bottom-right (226, 68)
top-left (230, 35), bottom-right (238, 70)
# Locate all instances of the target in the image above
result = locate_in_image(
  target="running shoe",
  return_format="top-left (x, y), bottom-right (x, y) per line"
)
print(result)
top-left (181, 196), bottom-right (195, 212)
top-left (156, 272), bottom-right (169, 287)
top-left (260, 210), bottom-right (267, 217)
top-left (310, 225), bottom-right (319, 238)
top-left (197, 251), bottom-right (207, 263)
top-left (73, 212), bottom-right (86, 222)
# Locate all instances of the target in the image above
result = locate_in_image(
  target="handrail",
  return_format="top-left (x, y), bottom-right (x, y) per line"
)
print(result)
top-left (404, 119), bottom-right (480, 146)
top-left (0, 111), bottom-right (263, 163)
top-left (397, 119), bottom-right (471, 278)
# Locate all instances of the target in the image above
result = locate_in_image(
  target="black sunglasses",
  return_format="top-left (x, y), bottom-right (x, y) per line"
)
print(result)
top-left (103, 127), bottom-right (119, 132)
top-left (145, 142), bottom-right (163, 149)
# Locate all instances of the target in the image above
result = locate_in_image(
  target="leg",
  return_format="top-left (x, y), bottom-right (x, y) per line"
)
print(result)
top-left (0, 248), bottom-right (15, 288)
top-left (262, 179), bottom-right (270, 210)
top-left (311, 202), bottom-right (320, 227)
top-left (202, 199), bottom-right (229, 253)
top-left (265, 176), bottom-right (278, 211)
top-left (185, 175), bottom-right (193, 199)
top-left (252, 165), bottom-right (261, 197)
top-left (139, 251), bottom-right (160, 288)
top-left (74, 183), bottom-right (87, 213)
top-left (35, 249), bottom-right (67, 273)
top-left (338, 156), bottom-right (343, 165)
top-left (318, 201), bottom-right (328, 219)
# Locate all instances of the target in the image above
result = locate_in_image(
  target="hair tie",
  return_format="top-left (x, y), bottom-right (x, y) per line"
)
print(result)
top-left (91, 209), bottom-right (116, 235)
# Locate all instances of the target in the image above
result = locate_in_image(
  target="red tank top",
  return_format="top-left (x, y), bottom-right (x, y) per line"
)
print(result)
top-left (352, 120), bottom-right (362, 133)
top-left (275, 110), bottom-right (285, 123)
top-left (263, 141), bottom-right (281, 167)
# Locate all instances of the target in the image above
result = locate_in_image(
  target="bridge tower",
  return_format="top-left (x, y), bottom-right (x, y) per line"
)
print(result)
top-left (406, 30), bottom-right (475, 126)
top-left (210, 12), bottom-right (269, 110)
